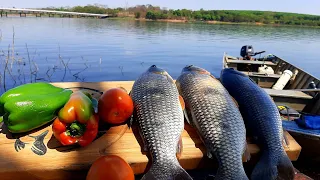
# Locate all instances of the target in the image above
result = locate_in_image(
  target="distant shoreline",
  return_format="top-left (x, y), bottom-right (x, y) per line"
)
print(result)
top-left (108, 17), bottom-right (320, 28)
top-left (3, 13), bottom-right (319, 28)
top-left (2, 5), bottom-right (320, 27)
top-left (135, 18), bottom-right (264, 25)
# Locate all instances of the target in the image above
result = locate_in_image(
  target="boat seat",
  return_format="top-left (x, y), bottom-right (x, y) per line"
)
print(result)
top-left (264, 89), bottom-right (313, 100)
top-left (226, 59), bottom-right (277, 66)
top-left (242, 71), bottom-right (282, 79)
top-left (237, 71), bottom-right (281, 88)
top-left (264, 88), bottom-right (313, 111)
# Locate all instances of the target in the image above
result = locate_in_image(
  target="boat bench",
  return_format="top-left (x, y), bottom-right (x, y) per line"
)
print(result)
top-left (226, 59), bottom-right (277, 66)
top-left (242, 72), bottom-right (282, 78)
top-left (264, 88), bottom-right (313, 111)
top-left (240, 71), bottom-right (282, 88)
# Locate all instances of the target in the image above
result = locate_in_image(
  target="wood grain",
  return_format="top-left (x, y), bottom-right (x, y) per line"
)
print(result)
top-left (0, 81), bottom-right (302, 180)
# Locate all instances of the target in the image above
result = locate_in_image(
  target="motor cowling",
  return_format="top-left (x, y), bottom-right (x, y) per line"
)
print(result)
top-left (240, 45), bottom-right (255, 59)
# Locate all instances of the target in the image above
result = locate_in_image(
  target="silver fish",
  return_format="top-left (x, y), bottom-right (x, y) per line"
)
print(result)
top-left (131, 65), bottom-right (193, 180)
top-left (176, 65), bottom-right (249, 180)
top-left (220, 68), bottom-right (294, 180)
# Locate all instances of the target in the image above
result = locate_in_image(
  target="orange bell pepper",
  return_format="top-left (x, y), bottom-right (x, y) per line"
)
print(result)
top-left (52, 91), bottom-right (99, 147)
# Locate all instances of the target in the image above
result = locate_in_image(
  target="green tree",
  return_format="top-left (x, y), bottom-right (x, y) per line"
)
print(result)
top-left (193, 11), bottom-right (202, 20)
top-left (173, 9), bottom-right (182, 16)
top-left (146, 11), bottom-right (155, 19)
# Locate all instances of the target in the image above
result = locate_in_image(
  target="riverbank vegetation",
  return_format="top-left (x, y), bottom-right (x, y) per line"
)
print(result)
top-left (42, 4), bottom-right (320, 26)
top-left (146, 10), bottom-right (320, 26)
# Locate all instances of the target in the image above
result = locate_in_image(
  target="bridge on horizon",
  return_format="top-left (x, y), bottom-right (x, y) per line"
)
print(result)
top-left (0, 7), bottom-right (110, 18)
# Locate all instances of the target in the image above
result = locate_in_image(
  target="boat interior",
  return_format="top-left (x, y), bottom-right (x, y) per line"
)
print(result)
top-left (223, 45), bottom-right (320, 115)
top-left (224, 46), bottom-right (320, 171)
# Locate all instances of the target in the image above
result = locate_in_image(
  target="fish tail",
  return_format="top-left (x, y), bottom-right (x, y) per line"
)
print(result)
top-left (141, 162), bottom-right (193, 180)
top-left (277, 152), bottom-right (295, 180)
top-left (173, 166), bottom-right (193, 180)
top-left (140, 170), bottom-right (157, 180)
top-left (251, 151), bottom-right (294, 180)
top-left (215, 167), bottom-right (248, 180)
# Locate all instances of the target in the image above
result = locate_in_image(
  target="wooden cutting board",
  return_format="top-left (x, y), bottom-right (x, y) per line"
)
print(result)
top-left (0, 81), bottom-right (301, 180)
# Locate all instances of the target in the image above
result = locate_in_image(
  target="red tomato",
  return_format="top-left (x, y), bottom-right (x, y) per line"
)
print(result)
top-left (98, 88), bottom-right (134, 124)
top-left (86, 155), bottom-right (135, 180)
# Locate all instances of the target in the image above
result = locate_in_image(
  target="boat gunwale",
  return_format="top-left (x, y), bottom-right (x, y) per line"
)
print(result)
top-left (222, 52), bottom-right (320, 83)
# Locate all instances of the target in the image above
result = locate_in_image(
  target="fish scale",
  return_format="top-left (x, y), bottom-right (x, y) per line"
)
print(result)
top-left (220, 68), bottom-right (294, 180)
top-left (131, 65), bottom-right (192, 180)
top-left (176, 66), bottom-right (248, 180)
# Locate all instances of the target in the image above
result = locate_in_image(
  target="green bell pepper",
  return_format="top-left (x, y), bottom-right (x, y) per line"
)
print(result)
top-left (0, 83), bottom-right (72, 133)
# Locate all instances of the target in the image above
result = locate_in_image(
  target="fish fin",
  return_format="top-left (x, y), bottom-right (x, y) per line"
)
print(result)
top-left (141, 163), bottom-right (193, 180)
top-left (242, 142), bottom-right (251, 162)
top-left (251, 151), bottom-right (294, 180)
top-left (141, 135), bottom-right (148, 152)
top-left (215, 167), bottom-right (248, 180)
top-left (176, 136), bottom-right (183, 159)
top-left (136, 125), bottom-right (148, 152)
top-left (207, 151), bottom-right (213, 159)
top-left (179, 95), bottom-right (185, 110)
top-left (128, 107), bottom-right (136, 129)
top-left (231, 97), bottom-right (239, 107)
top-left (183, 109), bottom-right (193, 126)
top-left (140, 170), bottom-right (157, 180)
top-left (251, 151), bottom-right (277, 180)
top-left (277, 152), bottom-right (295, 180)
top-left (128, 115), bottom-right (134, 129)
top-left (174, 168), bottom-right (193, 180)
top-left (282, 130), bottom-right (290, 147)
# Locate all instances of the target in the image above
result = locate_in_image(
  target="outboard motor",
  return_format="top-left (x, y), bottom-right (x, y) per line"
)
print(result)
top-left (240, 45), bottom-right (266, 60)
top-left (240, 45), bottom-right (255, 60)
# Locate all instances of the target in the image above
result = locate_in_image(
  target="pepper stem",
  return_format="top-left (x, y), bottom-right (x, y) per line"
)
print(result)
top-left (66, 122), bottom-right (86, 137)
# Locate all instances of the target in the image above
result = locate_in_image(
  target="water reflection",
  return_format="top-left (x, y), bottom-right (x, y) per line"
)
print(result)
top-left (0, 18), bottom-right (319, 92)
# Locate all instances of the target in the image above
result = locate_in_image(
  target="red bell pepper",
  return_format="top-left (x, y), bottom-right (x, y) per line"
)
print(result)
top-left (52, 91), bottom-right (99, 147)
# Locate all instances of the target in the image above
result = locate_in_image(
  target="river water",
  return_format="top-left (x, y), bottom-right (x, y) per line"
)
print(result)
top-left (0, 17), bottom-right (320, 91)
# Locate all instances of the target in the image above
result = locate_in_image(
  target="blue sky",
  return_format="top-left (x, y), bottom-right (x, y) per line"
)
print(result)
top-left (1, 0), bottom-right (320, 15)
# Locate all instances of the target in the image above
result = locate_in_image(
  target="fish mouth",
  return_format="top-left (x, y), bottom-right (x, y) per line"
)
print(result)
top-left (147, 65), bottom-right (174, 82)
top-left (182, 65), bottom-right (211, 75)
top-left (221, 68), bottom-right (247, 77)
top-left (148, 65), bottom-right (167, 75)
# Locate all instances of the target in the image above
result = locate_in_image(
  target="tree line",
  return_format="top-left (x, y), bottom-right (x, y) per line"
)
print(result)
top-left (43, 4), bottom-right (121, 16)
top-left (43, 4), bottom-right (320, 26)
top-left (143, 8), bottom-right (320, 26)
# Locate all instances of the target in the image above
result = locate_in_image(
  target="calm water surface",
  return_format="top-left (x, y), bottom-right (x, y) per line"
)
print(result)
top-left (0, 17), bottom-right (320, 91)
